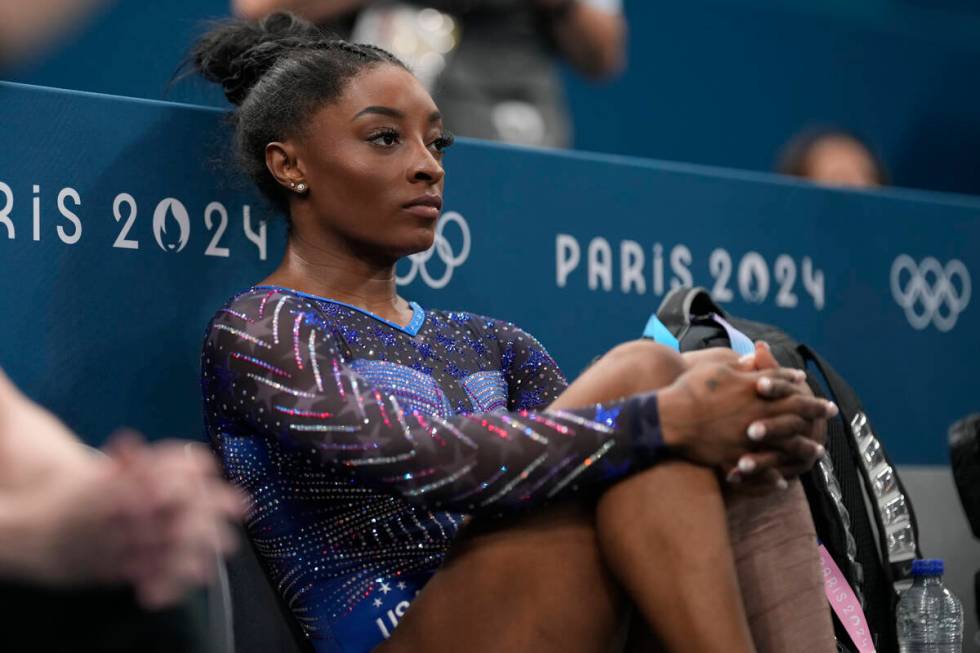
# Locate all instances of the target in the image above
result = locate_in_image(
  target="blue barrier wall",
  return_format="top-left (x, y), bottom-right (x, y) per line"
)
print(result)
top-left (7, 0), bottom-right (980, 196)
top-left (1, 81), bottom-right (977, 466)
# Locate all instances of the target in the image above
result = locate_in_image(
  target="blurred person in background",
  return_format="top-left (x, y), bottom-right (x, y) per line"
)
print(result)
top-left (0, 367), bottom-right (245, 650)
top-left (777, 126), bottom-right (887, 189)
top-left (231, 0), bottom-right (626, 148)
top-left (0, 0), bottom-right (115, 66)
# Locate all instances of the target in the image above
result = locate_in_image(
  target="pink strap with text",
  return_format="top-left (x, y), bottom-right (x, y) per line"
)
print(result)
top-left (819, 544), bottom-right (876, 653)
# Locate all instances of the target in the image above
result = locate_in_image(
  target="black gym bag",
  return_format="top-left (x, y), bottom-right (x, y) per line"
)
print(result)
top-left (648, 287), bottom-right (923, 653)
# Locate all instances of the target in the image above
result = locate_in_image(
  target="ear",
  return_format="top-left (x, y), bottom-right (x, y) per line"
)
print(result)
top-left (265, 141), bottom-right (305, 191)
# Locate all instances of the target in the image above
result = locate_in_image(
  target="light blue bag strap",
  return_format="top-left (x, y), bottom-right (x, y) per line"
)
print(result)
top-left (641, 314), bottom-right (680, 351)
top-left (708, 313), bottom-right (755, 356)
top-left (641, 311), bottom-right (753, 356)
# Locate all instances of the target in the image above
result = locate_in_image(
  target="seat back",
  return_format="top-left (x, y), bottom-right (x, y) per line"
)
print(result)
top-left (224, 527), bottom-right (314, 653)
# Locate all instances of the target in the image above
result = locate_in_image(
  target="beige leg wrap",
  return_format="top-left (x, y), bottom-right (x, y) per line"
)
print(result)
top-left (726, 481), bottom-right (837, 653)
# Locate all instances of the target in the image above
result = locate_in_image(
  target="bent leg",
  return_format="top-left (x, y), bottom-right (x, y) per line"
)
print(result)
top-left (560, 342), bottom-right (757, 653)
top-left (380, 340), bottom-right (830, 652)
top-left (583, 344), bottom-right (832, 653)
top-left (376, 502), bottom-right (625, 653)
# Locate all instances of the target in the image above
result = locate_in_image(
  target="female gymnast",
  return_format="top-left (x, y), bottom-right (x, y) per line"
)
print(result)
top-left (194, 13), bottom-right (836, 653)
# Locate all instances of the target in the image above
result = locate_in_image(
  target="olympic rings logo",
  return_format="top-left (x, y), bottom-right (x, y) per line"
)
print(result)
top-left (890, 255), bottom-right (971, 332)
top-left (396, 211), bottom-right (470, 289)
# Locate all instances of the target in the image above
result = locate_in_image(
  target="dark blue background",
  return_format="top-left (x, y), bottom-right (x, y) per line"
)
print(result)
top-left (7, 0), bottom-right (980, 195)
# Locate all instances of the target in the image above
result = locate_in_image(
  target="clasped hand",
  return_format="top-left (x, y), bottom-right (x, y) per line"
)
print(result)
top-left (15, 432), bottom-right (245, 609)
top-left (659, 343), bottom-right (834, 492)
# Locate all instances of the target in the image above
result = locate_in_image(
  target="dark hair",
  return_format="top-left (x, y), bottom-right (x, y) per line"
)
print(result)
top-left (187, 12), bottom-right (407, 214)
top-left (776, 126), bottom-right (888, 185)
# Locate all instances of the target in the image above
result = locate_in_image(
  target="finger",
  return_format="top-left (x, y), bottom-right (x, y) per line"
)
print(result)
top-left (756, 376), bottom-right (808, 400)
top-left (120, 506), bottom-right (181, 581)
top-left (766, 394), bottom-right (838, 421)
top-left (208, 484), bottom-right (249, 521)
top-left (726, 471), bottom-right (779, 496)
top-left (765, 434), bottom-right (825, 467)
top-left (133, 514), bottom-right (217, 599)
top-left (732, 453), bottom-right (790, 490)
top-left (171, 526), bottom-right (219, 584)
top-left (137, 441), bottom-right (219, 484)
top-left (753, 341), bottom-right (780, 370)
top-left (735, 451), bottom-right (780, 476)
top-left (736, 341), bottom-right (776, 371)
top-left (755, 367), bottom-right (807, 389)
top-left (744, 468), bottom-right (789, 493)
top-left (810, 417), bottom-right (828, 448)
top-left (737, 352), bottom-right (756, 372)
top-left (746, 414), bottom-right (812, 443)
top-left (182, 497), bottom-right (239, 557)
top-left (146, 447), bottom-right (216, 481)
top-left (779, 459), bottom-right (817, 480)
top-left (176, 482), bottom-right (242, 558)
top-left (103, 429), bottom-right (146, 466)
top-left (178, 441), bottom-right (222, 476)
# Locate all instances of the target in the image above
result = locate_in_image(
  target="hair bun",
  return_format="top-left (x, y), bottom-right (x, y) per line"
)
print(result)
top-left (191, 12), bottom-right (325, 105)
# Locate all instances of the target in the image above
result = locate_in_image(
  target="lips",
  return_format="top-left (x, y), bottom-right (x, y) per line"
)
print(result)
top-left (402, 194), bottom-right (443, 219)
top-left (403, 195), bottom-right (443, 211)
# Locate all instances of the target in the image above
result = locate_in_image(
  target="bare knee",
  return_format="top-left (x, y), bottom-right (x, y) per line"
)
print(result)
top-left (553, 340), bottom-right (687, 410)
top-left (600, 339), bottom-right (686, 392)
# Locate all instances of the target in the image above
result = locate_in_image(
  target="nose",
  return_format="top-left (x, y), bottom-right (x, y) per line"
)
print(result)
top-left (408, 142), bottom-right (445, 186)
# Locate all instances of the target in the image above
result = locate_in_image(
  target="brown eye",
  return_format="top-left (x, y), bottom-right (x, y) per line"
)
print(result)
top-left (368, 129), bottom-right (401, 147)
top-left (431, 131), bottom-right (455, 153)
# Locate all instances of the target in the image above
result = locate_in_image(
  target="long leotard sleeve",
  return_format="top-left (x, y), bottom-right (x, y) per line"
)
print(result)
top-left (204, 291), bottom-right (666, 515)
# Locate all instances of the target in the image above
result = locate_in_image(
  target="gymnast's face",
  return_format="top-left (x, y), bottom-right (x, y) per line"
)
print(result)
top-left (277, 64), bottom-right (450, 261)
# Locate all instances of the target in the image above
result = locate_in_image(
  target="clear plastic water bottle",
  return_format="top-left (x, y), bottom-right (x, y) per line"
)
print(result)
top-left (896, 559), bottom-right (963, 652)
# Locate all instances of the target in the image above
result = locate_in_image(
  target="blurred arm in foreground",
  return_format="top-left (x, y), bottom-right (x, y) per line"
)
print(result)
top-left (0, 368), bottom-right (245, 609)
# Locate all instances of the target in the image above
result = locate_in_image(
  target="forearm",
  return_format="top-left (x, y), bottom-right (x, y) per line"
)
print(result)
top-left (0, 371), bottom-right (103, 582)
top-left (0, 493), bottom-right (51, 583)
top-left (233, 0), bottom-right (370, 22)
top-left (543, 1), bottom-right (626, 79)
top-left (0, 370), bottom-right (95, 491)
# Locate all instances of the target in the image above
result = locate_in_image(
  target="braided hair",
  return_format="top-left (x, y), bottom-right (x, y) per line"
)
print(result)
top-left (188, 13), bottom-right (407, 213)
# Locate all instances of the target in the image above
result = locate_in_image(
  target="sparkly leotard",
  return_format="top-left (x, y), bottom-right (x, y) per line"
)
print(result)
top-left (202, 286), bottom-right (666, 653)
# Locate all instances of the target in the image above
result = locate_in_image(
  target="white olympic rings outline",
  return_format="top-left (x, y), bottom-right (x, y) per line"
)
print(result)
top-left (396, 211), bottom-right (470, 289)
top-left (890, 254), bottom-right (971, 332)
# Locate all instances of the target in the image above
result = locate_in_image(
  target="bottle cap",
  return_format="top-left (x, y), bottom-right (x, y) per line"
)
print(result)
top-left (911, 559), bottom-right (944, 576)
